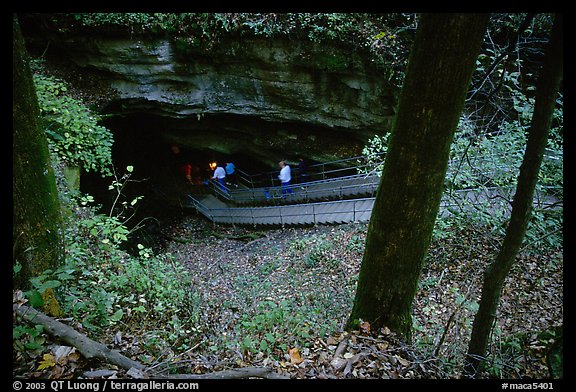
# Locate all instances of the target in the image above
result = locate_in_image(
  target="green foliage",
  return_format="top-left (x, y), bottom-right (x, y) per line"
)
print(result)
top-left (54, 182), bottom-right (201, 345)
top-left (523, 208), bottom-right (563, 254)
top-left (13, 324), bottom-right (46, 355)
top-left (79, 211), bottom-right (130, 246)
top-left (361, 89), bottom-right (562, 255)
top-left (443, 93), bottom-right (563, 249)
top-left (481, 327), bottom-right (560, 378)
top-left (32, 67), bottom-right (113, 176)
top-left (15, 155), bottom-right (203, 357)
top-left (290, 234), bottom-right (339, 269)
top-left (447, 125), bottom-right (527, 190)
top-left (357, 133), bottom-right (389, 177)
top-left (52, 208), bottom-right (202, 351)
top-left (237, 299), bottom-right (330, 357)
top-left (72, 13), bottom-right (160, 31)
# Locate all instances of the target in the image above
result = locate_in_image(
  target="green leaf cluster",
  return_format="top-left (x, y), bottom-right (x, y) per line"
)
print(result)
top-left (237, 299), bottom-right (313, 356)
top-left (32, 68), bottom-right (113, 176)
top-left (15, 157), bottom-right (203, 357)
top-left (58, 196), bottom-right (201, 345)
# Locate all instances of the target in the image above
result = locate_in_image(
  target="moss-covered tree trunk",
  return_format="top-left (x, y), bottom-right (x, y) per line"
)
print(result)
top-left (465, 14), bottom-right (563, 376)
top-left (347, 13), bottom-right (489, 341)
top-left (13, 14), bottom-right (63, 289)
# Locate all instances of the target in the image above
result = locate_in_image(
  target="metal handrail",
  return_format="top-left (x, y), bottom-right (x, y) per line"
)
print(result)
top-left (203, 171), bottom-right (380, 206)
top-left (230, 172), bottom-right (378, 194)
top-left (188, 183), bottom-right (562, 227)
top-left (235, 151), bottom-right (387, 188)
top-left (190, 147), bottom-right (562, 225)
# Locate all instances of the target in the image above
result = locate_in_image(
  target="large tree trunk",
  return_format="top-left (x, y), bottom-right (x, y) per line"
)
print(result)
top-left (347, 13), bottom-right (489, 341)
top-left (13, 14), bottom-right (63, 289)
top-left (465, 13), bottom-right (563, 376)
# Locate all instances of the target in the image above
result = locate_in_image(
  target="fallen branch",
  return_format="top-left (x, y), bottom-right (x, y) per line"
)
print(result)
top-left (14, 304), bottom-right (144, 371)
top-left (14, 304), bottom-right (289, 379)
top-left (157, 367), bottom-right (289, 379)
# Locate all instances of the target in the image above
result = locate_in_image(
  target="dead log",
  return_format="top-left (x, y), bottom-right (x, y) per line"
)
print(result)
top-left (159, 367), bottom-right (289, 379)
top-left (14, 304), bottom-right (145, 370)
top-left (14, 304), bottom-right (289, 379)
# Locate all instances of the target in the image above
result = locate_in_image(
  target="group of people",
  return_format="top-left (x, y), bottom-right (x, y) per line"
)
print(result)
top-left (170, 144), bottom-right (238, 189)
top-left (213, 159), bottom-right (305, 196)
top-left (211, 161), bottom-right (238, 190)
top-left (170, 144), bottom-right (309, 197)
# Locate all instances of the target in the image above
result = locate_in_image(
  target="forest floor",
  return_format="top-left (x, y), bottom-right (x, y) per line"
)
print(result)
top-left (13, 212), bottom-right (563, 380)
top-left (142, 213), bottom-right (563, 379)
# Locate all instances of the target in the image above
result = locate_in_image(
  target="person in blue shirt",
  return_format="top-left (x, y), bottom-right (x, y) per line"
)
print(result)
top-left (225, 162), bottom-right (238, 187)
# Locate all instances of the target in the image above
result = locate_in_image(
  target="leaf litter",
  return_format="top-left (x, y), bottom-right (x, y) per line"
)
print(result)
top-left (13, 214), bottom-right (562, 379)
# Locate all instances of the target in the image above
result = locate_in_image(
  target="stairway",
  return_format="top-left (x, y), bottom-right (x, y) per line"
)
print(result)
top-left (187, 185), bottom-right (561, 227)
top-left (188, 194), bottom-right (375, 226)
top-left (186, 152), bottom-right (561, 227)
top-left (212, 173), bottom-right (380, 205)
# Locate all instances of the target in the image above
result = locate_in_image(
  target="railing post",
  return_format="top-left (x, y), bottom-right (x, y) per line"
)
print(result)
top-left (313, 203), bottom-right (317, 225)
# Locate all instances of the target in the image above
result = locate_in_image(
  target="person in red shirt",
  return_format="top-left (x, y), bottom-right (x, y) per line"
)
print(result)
top-left (170, 145), bottom-right (193, 184)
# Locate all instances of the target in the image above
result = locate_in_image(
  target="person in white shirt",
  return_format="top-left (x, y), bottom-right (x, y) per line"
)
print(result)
top-left (278, 160), bottom-right (295, 196)
top-left (212, 162), bottom-right (227, 191)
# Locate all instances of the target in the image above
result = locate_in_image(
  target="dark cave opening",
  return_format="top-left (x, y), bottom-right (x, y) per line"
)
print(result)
top-left (80, 109), bottom-right (365, 210)
top-left (80, 114), bottom-right (270, 251)
top-left (79, 110), bottom-right (355, 252)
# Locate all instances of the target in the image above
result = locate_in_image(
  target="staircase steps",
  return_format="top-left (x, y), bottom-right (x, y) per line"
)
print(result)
top-left (187, 185), bottom-right (561, 227)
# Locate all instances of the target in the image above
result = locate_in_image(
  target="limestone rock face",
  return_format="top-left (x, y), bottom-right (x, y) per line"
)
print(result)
top-left (59, 36), bottom-right (395, 129)
top-left (32, 34), bottom-right (398, 164)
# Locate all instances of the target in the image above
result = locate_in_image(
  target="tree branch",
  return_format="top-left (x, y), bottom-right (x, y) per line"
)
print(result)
top-left (14, 304), bottom-right (145, 370)
top-left (14, 304), bottom-right (289, 379)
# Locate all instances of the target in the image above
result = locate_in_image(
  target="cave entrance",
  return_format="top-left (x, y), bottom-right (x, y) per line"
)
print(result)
top-left (80, 111), bottom-right (307, 252)
top-left (81, 112), bottom-right (280, 209)
top-left (79, 110), bottom-right (367, 251)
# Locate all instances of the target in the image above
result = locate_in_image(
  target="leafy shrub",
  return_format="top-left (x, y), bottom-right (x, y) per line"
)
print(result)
top-left (16, 152), bottom-right (202, 357)
top-left (237, 299), bottom-right (330, 357)
top-left (357, 133), bottom-right (389, 177)
top-left (32, 67), bottom-right (113, 176)
top-left (54, 190), bottom-right (202, 352)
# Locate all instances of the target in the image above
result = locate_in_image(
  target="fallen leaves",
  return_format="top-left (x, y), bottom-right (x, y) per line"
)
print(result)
top-left (360, 320), bottom-right (371, 334)
top-left (288, 347), bottom-right (303, 365)
top-left (37, 353), bottom-right (56, 370)
top-left (35, 346), bottom-right (82, 378)
top-left (13, 216), bottom-right (562, 379)
top-left (282, 328), bottom-right (425, 379)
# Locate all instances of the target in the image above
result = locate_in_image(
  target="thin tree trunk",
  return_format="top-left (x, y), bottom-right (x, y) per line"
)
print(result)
top-left (13, 14), bottom-right (64, 289)
top-left (465, 13), bottom-right (563, 376)
top-left (347, 13), bottom-right (489, 341)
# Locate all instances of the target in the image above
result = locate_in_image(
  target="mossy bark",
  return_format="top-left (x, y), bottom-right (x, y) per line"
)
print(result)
top-left (347, 14), bottom-right (489, 341)
top-left (465, 14), bottom-right (563, 375)
top-left (13, 14), bottom-right (64, 289)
